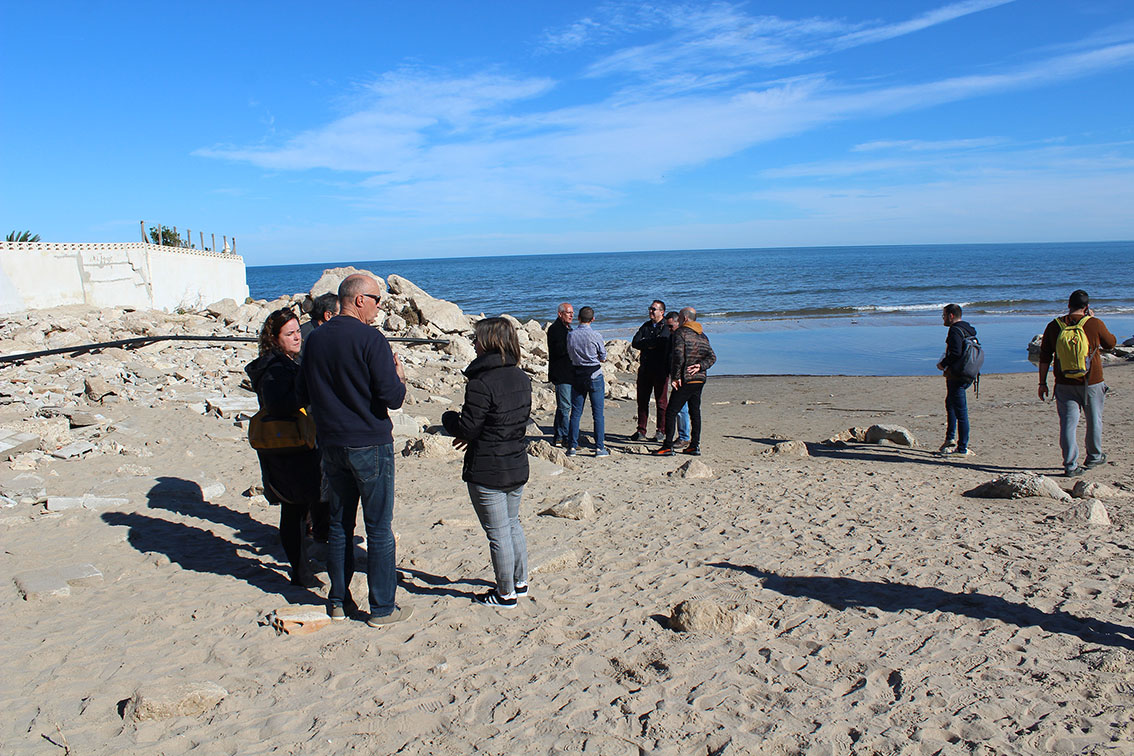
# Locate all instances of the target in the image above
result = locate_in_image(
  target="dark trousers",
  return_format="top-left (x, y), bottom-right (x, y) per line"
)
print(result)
top-left (278, 501), bottom-right (308, 573)
top-left (945, 379), bottom-right (971, 450)
top-left (635, 370), bottom-right (669, 434)
top-left (664, 381), bottom-right (704, 448)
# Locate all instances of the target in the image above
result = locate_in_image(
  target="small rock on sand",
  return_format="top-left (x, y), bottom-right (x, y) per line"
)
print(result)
top-left (528, 439), bottom-right (577, 470)
top-left (1071, 480), bottom-right (1127, 499)
top-left (669, 599), bottom-right (757, 634)
top-left (669, 459), bottom-right (714, 478)
top-left (965, 473), bottom-right (1072, 502)
top-left (865, 424), bottom-right (917, 446)
top-left (762, 440), bottom-right (809, 457)
top-left (539, 491), bottom-right (595, 520)
top-left (1056, 498), bottom-right (1111, 526)
top-left (269, 606), bottom-right (333, 636)
top-left (123, 680), bottom-right (227, 721)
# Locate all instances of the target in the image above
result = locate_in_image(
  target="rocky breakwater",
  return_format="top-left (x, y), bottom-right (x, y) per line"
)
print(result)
top-left (0, 267), bottom-right (640, 508)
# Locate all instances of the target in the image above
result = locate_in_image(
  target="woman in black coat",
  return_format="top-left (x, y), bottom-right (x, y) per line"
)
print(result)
top-left (442, 318), bottom-right (532, 608)
top-left (245, 308), bottom-right (321, 587)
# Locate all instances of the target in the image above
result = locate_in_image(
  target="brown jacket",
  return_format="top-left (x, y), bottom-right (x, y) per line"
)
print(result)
top-left (1038, 314), bottom-right (1116, 385)
top-left (670, 321), bottom-right (716, 384)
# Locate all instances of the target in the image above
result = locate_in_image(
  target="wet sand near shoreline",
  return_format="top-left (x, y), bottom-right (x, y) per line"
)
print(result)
top-left (3, 364), bottom-right (1133, 755)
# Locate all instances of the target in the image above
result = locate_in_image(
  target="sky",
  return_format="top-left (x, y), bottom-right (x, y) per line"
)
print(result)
top-left (2, 0), bottom-right (1133, 266)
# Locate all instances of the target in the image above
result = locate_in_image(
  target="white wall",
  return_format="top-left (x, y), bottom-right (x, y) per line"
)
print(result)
top-left (0, 242), bottom-right (249, 314)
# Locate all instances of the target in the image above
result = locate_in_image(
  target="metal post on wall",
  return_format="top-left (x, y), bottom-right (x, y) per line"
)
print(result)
top-left (232, 237), bottom-right (236, 255)
top-left (199, 231), bottom-right (204, 250)
top-left (173, 226), bottom-right (178, 247)
top-left (187, 229), bottom-right (191, 249)
top-left (211, 233), bottom-right (216, 252)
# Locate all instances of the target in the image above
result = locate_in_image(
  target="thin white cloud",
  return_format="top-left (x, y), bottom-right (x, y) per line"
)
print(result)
top-left (853, 138), bottom-right (1006, 152)
top-left (833, 0), bottom-right (1017, 49)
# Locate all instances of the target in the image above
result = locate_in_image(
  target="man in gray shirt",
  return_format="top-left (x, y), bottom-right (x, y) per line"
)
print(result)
top-left (566, 306), bottom-right (608, 457)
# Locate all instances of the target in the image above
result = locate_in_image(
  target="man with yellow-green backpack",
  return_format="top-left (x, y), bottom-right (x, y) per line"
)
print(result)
top-left (1037, 289), bottom-right (1117, 477)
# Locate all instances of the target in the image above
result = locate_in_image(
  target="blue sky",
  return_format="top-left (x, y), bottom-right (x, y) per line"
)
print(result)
top-left (3, 1), bottom-right (1133, 266)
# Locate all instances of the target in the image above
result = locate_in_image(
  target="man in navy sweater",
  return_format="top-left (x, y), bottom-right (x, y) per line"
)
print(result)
top-left (299, 274), bottom-right (412, 627)
top-left (936, 303), bottom-right (977, 457)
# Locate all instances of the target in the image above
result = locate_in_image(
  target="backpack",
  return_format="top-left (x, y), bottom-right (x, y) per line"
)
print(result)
top-left (957, 334), bottom-right (984, 382)
top-left (1054, 315), bottom-right (1095, 379)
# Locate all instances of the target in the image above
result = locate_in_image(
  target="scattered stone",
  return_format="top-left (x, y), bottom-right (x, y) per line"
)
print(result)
top-left (51, 441), bottom-right (98, 459)
top-left (965, 473), bottom-right (1073, 503)
top-left (123, 680), bottom-right (227, 721)
top-left (268, 606), bottom-right (332, 636)
top-left (63, 410), bottom-right (105, 428)
top-left (0, 428), bottom-right (42, 460)
top-left (14, 563), bottom-right (103, 599)
top-left (242, 484), bottom-right (264, 497)
top-left (84, 376), bottom-right (117, 402)
top-left (864, 424), bottom-right (917, 446)
top-left (1056, 498), bottom-right (1111, 526)
top-left (1071, 480), bottom-right (1127, 499)
top-left (762, 440), bottom-right (809, 457)
top-left (205, 298), bottom-right (241, 323)
top-left (386, 274), bottom-right (428, 299)
top-left (669, 599), bottom-right (757, 634)
top-left (402, 434), bottom-right (461, 458)
top-left (540, 491), bottom-right (596, 520)
top-left (527, 439), bottom-right (577, 469)
top-left (205, 395), bottom-right (259, 419)
top-left (390, 411), bottom-right (428, 437)
top-left (200, 481), bottom-right (226, 500)
top-left (46, 495), bottom-right (129, 511)
top-left (670, 459), bottom-right (714, 479)
top-left (530, 548), bottom-right (579, 575)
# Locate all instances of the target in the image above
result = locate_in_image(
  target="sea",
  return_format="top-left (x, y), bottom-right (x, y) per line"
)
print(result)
top-left (247, 242), bottom-right (1134, 376)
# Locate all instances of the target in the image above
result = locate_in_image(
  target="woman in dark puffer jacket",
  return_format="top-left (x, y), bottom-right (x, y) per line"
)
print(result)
top-left (442, 318), bottom-right (532, 608)
top-left (245, 308), bottom-right (322, 587)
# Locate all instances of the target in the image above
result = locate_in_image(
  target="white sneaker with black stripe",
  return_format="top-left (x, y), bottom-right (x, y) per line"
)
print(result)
top-left (475, 590), bottom-right (517, 608)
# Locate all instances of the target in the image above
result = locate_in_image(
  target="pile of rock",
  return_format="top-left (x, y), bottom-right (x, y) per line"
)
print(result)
top-left (0, 268), bottom-right (640, 473)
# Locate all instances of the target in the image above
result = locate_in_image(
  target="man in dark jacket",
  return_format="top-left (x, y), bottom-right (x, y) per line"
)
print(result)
top-left (656, 307), bottom-right (715, 457)
top-left (546, 302), bottom-right (574, 446)
top-left (936, 303), bottom-right (976, 457)
top-left (631, 299), bottom-right (670, 442)
top-left (298, 274), bottom-right (411, 628)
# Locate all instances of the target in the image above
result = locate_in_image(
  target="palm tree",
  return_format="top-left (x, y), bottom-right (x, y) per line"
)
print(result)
top-left (5, 231), bottom-right (41, 242)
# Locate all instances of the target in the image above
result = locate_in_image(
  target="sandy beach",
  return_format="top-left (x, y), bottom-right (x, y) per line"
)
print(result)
top-left (2, 292), bottom-right (1132, 755)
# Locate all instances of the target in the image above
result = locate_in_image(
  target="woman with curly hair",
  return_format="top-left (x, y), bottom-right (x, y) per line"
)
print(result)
top-left (245, 308), bottom-right (322, 587)
top-left (443, 318), bottom-right (532, 608)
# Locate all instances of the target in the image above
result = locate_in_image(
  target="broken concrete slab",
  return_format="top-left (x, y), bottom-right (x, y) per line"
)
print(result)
top-left (14, 563), bottom-right (103, 599)
top-left (0, 429), bottom-right (41, 460)
top-left (51, 441), bottom-right (97, 459)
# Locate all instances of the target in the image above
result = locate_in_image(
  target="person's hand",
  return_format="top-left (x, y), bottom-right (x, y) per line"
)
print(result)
top-left (452, 438), bottom-right (468, 450)
top-left (686, 363), bottom-right (700, 375)
top-left (671, 379), bottom-right (682, 390)
top-left (1038, 382), bottom-right (1049, 401)
top-left (393, 352), bottom-right (406, 382)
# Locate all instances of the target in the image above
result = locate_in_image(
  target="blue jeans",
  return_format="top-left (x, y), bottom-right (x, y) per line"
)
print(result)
top-left (1055, 382), bottom-right (1106, 472)
top-left (468, 483), bottom-right (528, 597)
top-left (676, 403), bottom-right (690, 442)
top-left (945, 379), bottom-right (970, 451)
top-left (553, 382), bottom-right (572, 442)
top-left (568, 370), bottom-right (605, 451)
top-left (322, 444), bottom-right (398, 616)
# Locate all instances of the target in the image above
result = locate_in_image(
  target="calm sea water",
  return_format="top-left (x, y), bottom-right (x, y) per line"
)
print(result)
top-left (248, 242), bottom-right (1134, 376)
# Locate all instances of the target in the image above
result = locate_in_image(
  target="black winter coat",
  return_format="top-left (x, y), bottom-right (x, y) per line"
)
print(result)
top-left (632, 319), bottom-right (671, 377)
top-left (547, 319), bottom-right (574, 385)
top-left (443, 352), bottom-right (532, 490)
top-left (245, 351), bottom-right (321, 506)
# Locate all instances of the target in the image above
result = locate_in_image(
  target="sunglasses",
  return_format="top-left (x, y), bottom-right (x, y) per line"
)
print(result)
top-left (361, 293), bottom-right (380, 304)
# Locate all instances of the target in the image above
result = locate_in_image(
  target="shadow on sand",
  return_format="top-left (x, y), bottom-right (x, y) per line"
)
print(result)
top-left (712, 562), bottom-right (1134, 650)
top-left (101, 476), bottom-right (320, 601)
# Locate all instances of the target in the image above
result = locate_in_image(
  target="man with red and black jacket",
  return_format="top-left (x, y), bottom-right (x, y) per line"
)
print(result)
top-left (1038, 289), bottom-right (1116, 477)
top-left (655, 307), bottom-right (715, 457)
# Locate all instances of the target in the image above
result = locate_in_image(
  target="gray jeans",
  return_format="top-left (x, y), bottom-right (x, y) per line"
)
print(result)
top-left (468, 483), bottom-right (528, 597)
top-left (1054, 382), bottom-right (1106, 472)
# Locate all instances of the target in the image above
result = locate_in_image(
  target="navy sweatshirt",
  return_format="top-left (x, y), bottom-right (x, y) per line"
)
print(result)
top-left (297, 315), bottom-right (406, 447)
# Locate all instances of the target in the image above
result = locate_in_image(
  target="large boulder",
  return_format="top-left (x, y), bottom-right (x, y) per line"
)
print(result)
top-left (412, 296), bottom-right (469, 334)
top-left (1056, 498), bottom-right (1111, 526)
top-left (965, 473), bottom-right (1072, 502)
top-left (309, 267), bottom-right (386, 298)
top-left (386, 274), bottom-right (428, 299)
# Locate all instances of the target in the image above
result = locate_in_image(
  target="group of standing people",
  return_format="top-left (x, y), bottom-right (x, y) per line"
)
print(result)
top-left (547, 300), bottom-right (716, 458)
top-left (245, 279), bottom-right (1117, 626)
top-left (936, 288), bottom-right (1117, 476)
top-left (248, 274), bottom-right (532, 624)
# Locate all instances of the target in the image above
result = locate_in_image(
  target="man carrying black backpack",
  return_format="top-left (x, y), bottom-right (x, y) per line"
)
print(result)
top-left (936, 303), bottom-right (978, 457)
